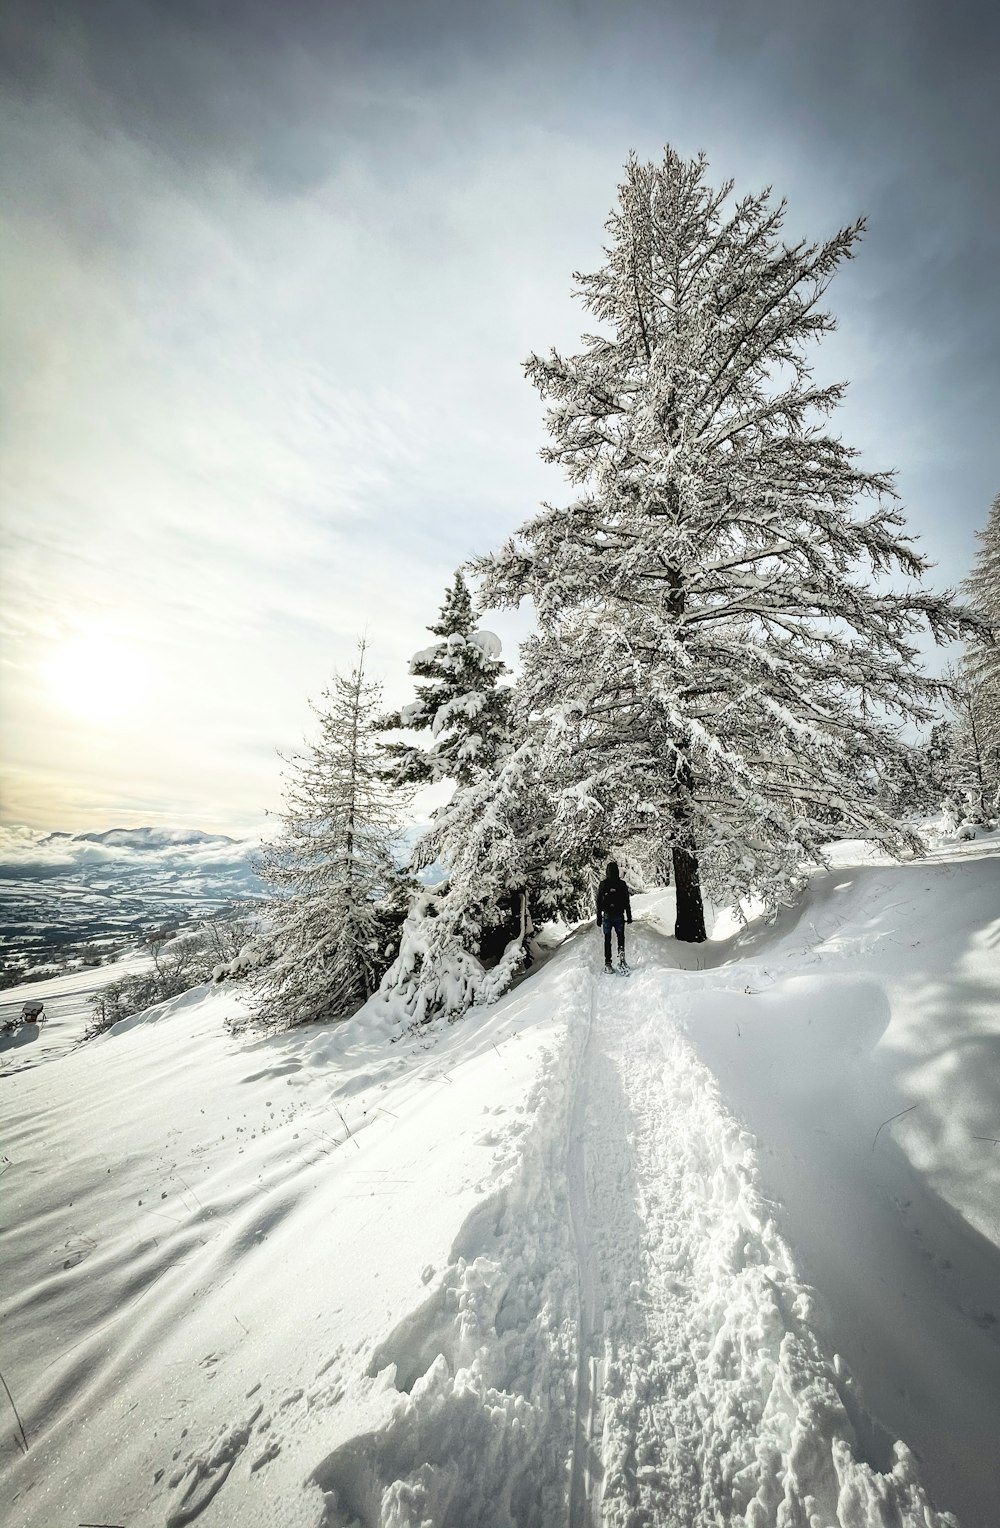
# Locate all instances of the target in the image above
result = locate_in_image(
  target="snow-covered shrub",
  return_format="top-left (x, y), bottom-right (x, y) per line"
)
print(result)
top-left (370, 890), bottom-right (528, 1026)
top-left (212, 936), bottom-right (269, 984)
top-left (86, 967), bottom-right (193, 1039)
top-left (85, 917), bottom-right (252, 1038)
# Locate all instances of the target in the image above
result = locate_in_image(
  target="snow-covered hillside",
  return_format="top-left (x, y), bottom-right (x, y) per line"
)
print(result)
top-left (1, 838), bottom-right (998, 1527)
top-left (0, 952), bottom-right (152, 1074)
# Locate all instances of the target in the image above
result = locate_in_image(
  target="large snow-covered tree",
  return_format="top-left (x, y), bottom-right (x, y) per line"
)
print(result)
top-left (477, 148), bottom-right (969, 940)
top-left (379, 571), bottom-right (509, 789)
top-left (960, 491), bottom-right (1000, 808)
top-left (251, 640), bottom-right (409, 1028)
top-left (375, 707), bottom-right (592, 1023)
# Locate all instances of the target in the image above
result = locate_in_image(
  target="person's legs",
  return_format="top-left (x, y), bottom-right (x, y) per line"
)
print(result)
top-left (602, 915), bottom-right (613, 965)
top-left (614, 916), bottom-right (626, 961)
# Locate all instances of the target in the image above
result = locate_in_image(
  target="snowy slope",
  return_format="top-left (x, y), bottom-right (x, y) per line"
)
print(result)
top-left (0, 954), bottom-right (152, 1074)
top-left (1, 838), bottom-right (998, 1527)
top-left (674, 836), bottom-right (1000, 1527)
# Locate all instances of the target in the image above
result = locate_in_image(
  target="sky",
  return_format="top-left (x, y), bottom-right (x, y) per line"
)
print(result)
top-left (1, 0), bottom-right (997, 835)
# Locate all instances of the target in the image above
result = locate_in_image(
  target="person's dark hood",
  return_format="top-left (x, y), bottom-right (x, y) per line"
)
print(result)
top-left (606, 861), bottom-right (620, 881)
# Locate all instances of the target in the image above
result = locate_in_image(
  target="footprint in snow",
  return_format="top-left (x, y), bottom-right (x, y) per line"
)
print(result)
top-left (165, 1404), bottom-right (263, 1528)
top-left (250, 1439), bottom-right (281, 1473)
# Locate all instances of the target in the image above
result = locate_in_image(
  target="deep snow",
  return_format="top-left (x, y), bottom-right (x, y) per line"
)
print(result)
top-left (1, 836), bottom-right (998, 1527)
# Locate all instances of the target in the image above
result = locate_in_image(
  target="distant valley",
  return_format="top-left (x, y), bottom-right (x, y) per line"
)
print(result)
top-left (0, 825), bottom-right (265, 982)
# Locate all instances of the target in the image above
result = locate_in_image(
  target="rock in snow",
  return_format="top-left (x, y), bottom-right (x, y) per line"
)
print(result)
top-left (1, 835), bottom-right (998, 1527)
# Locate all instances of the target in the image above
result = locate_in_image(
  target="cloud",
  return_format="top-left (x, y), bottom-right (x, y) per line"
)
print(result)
top-left (1, 0), bottom-right (996, 831)
top-left (0, 821), bottom-right (260, 880)
top-left (0, 57), bottom-right (593, 831)
top-left (0, 823), bottom-right (82, 877)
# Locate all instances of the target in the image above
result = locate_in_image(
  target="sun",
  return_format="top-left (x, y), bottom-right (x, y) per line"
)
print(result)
top-left (43, 631), bottom-right (146, 721)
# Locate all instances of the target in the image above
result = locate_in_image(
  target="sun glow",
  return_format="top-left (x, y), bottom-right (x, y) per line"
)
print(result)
top-left (43, 631), bottom-right (147, 721)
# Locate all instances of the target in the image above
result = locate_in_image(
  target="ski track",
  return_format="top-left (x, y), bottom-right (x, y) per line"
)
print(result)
top-left (566, 979), bottom-right (606, 1528)
top-left (306, 931), bottom-right (958, 1527)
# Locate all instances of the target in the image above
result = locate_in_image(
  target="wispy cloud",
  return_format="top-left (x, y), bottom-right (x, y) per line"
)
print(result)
top-left (1, 0), bottom-right (996, 831)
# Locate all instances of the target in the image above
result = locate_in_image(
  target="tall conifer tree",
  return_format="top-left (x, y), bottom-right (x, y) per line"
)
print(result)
top-left (479, 148), bottom-right (968, 938)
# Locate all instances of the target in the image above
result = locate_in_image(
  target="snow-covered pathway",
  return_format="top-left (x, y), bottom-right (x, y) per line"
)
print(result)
top-left (3, 841), bottom-right (997, 1527)
top-left (300, 934), bottom-right (956, 1528)
top-left (562, 933), bottom-right (960, 1528)
top-left (566, 980), bottom-right (607, 1527)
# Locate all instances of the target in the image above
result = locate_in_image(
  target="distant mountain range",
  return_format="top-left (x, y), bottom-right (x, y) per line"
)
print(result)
top-left (0, 824), bottom-right (266, 978)
top-left (41, 826), bottom-right (244, 852)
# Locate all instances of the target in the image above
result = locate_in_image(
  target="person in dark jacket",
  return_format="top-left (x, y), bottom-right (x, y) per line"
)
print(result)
top-left (596, 860), bottom-right (632, 970)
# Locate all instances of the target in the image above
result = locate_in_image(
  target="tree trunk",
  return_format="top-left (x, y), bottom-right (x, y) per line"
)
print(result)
top-left (670, 741), bottom-right (706, 943)
top-left (672, 842), bottom-right (706, 943)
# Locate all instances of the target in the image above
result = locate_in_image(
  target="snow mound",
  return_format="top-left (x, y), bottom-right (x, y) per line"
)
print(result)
top-left (466, 629), bottom-right (502, 660)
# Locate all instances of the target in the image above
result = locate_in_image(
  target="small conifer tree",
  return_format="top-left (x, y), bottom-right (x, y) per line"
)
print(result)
top-left (380, 571), bottom-right (509, 789)
top-left (252, 640), bottom-right (409, 1028)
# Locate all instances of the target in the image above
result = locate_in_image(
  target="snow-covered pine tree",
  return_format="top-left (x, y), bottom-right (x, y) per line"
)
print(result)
top-left (251, 640), bottom-right (409, 1029)
top-left (374, 705), bottom-right (592, 1023)
top-left (892, 719), bottom-right (957, 817)
top-left (941, 669), bottom-right (995, 825)
top-left (477, 148), bottom-right (969, 940)
top-left (961, 491), bottom-right (1000, 809)
top-left (379, 571), bottom-right (509, 789)
top-left (421, 688), bottom-right (591, 939)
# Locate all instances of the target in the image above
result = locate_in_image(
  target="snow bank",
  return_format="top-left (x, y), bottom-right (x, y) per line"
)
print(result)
top-left (580, 963), bottom-right (953, 1528)
top-left (678, 835), bottom-right (1000, 1526)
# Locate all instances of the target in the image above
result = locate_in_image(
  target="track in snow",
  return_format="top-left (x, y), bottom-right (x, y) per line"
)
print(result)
top-left (566, 979), bottom-right (605, 1526)
top-left (559, 928), bottom-right (960, 1528)
top-left (565, 959), bottom-right (653, 1527)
